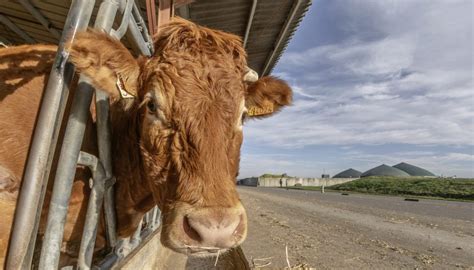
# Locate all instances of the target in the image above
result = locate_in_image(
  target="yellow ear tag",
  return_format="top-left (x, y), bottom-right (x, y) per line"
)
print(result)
top-left (116, 75), bottom-right (135, 99)
top-left (247, 101), bottom-right (274, 116)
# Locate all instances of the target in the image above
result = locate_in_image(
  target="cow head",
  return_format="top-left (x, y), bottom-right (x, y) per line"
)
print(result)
top-left (68, 18), bottom-right (292, 256)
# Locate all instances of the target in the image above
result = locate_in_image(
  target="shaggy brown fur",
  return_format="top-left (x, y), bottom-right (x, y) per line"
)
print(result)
top-left (0, 18), bottom-right (292, 266)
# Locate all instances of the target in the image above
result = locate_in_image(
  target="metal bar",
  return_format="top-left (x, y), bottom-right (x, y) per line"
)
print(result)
top-left (0, 14), bottom-right (35, 44)
top-left (94, 0), bottom-right (120, 31)
top-left (111, 0), bottom-right (133, 39)
top-left (5, 1), bottom-right (95, 268)
top-left (152, 207), bottom-right (160, 228)
top-left (93, 0), bottom-right (122, 249)
top-left (126, 8), bottom-right (153, 56)
top-left (77, 152), bottom-right (107, 269)
top-left (18, 0), bottom-right (62, 40)
top-left (39, 1), bottom-right (122, 267)
top-left (130, 219), bottom-right (144, 247)
top-left (95, 89), bottom-right (118, 250)
top-left (131, 2), bottom-right (154, 51)
top-left (243, 0), bottom-right (257, 48)
top-left (262, 0), bottom-right (302, 75)
top-left (38, 80), bottom-right (95, 270)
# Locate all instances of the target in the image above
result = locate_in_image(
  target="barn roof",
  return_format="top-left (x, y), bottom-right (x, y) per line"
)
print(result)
top-left (0, 0), bottom-right (311, 76)
top-left (333, 168), bottom-right (362, 178)
top-left (361, 164), bottom-right (411, 178)
top-left (393, 162), bottom-right (435, 177)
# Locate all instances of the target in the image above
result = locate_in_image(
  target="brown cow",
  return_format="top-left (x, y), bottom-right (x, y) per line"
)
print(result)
top-left (0, 18), bottom-right (292, 266)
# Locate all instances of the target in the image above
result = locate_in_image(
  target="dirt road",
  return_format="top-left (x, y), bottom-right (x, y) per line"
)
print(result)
top-left (238, 187), bottom-right (473, 269)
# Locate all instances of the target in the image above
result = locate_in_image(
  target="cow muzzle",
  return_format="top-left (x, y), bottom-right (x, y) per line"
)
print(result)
top-left (162, 202), bottom-right (247, 256)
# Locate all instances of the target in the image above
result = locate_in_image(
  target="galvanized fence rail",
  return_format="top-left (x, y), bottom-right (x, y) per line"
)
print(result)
top-left (6, 0), bottom-right (160, 269)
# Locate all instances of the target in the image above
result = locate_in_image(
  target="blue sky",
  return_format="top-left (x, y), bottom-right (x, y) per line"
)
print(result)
top-left (240, 0), bottom-right (474, 178)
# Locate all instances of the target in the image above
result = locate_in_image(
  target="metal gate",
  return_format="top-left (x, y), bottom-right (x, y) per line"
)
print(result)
top-left (6, 0), bottom-right (163, 269)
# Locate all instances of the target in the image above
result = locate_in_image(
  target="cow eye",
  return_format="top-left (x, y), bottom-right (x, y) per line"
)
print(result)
top-left (147, 100), bottom-right (157, 112)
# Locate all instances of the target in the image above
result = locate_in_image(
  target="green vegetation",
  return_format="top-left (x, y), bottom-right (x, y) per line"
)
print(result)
top-left (329, 176), bottom-right (474, 200)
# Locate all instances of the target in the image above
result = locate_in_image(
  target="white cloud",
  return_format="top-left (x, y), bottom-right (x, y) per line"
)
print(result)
top-left (245, 0), bottom-right (474, 148)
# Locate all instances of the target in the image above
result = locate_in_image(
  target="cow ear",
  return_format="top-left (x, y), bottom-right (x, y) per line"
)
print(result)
top-left (245, 76), bottom-right (292, 118)
top-left (67, 30), bottom-right (141, 103)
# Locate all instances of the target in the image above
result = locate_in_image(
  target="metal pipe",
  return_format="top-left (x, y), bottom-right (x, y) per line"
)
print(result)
top-left (5, 1), bottom-right (96, 268)
top-left (125, 3), bottom-right (153, 56)
top-left (131, 2), bottom-right (154, 52)
top-left (94, 0), bottom-right (120, 31)
top-left (262, 0), bottom-right (302, 75)
top-left (0, 14), bottom-right (35, 44)
top-left (77, 152), bottom-right (107, 269)
top-left (92, 0), bottom-right (126, 249)
top-left (18, 0), bottom-right (62, 40)
top-left (38, 80), bottom-right (95, 269)
top-left (243, 0), bottom-right (257, 48)
top-left (152, 206), bottom-right (160, 228)
top-left (39, 1), bottom-right (121, 267)
top-left (95, 89), bottom-right (118, 249)
top-left (111, 0), bottom-right (133, 39)
top-left (130, 219), bottom-right (144, 247)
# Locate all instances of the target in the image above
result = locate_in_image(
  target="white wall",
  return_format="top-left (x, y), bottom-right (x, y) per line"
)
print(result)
top-left (257, 177), bottom-right (357, 187)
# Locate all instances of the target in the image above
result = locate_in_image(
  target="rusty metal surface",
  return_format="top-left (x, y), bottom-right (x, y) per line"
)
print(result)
top-left (0, 0), bottom-right (311, 75)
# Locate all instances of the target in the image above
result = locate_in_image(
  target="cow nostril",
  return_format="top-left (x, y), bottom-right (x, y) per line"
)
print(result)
top-left (183, 215), bottom-right (201, 242)
top-left (184, 212), bottom-right (243, 249)
top-left (233, 214), bottom-right (245, 238)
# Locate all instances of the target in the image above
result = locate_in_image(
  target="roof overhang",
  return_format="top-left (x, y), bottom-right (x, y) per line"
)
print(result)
top-left (0, 0), bottom-right (311, 75)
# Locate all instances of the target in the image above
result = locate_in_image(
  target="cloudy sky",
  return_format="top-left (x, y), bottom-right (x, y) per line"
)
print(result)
top-left (240, 0), bottom-right (473, 178)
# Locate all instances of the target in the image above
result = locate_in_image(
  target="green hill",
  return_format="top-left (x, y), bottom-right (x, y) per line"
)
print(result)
top-left (329, 176), bottom-right (474, 200)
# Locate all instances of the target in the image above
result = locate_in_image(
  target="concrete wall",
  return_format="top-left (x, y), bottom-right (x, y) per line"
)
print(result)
top-left (256, 177), bottom-right (357, 187)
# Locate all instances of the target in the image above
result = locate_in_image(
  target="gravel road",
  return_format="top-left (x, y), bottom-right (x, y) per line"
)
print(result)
top-left (238, 187), bottom-right (473, 269)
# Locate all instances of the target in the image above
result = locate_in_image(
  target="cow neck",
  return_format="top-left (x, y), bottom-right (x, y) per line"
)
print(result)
top-left (109, 105), bottom-right (154, 213)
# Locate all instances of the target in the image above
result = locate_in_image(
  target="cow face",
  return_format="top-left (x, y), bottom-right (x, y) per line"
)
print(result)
top-left (68, 19), bottom-right (292, 256)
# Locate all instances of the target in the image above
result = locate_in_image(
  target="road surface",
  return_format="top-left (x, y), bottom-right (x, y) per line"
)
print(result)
top-left (238, 187), bottom-right (473, 269)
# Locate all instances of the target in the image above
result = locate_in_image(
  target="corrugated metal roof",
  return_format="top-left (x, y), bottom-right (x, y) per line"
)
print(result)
top-left (0, 0), bottom-right (311, 75)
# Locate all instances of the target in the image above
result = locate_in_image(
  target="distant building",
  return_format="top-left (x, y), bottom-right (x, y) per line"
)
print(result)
top-left (393, 162), bottom-right (435, 177)
top-left (361, 164), bottom-right (410, 177)
top-left (237, 177), bottom-right (258, 186)
top-left (333, 168), bottom-right (362, 178)
top-left (321, 174), bottom-right (330, 178)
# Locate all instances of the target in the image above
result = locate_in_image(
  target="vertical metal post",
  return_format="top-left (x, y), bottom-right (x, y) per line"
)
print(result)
top-left (38, 80), bottom-right (95, 269)
top-left (93, 0), bottom-right (121, 249)
top-left (38, 1), bottom-right (122, 268)
top-left (5, 1), bottom-right (95, 269)
top-left (76, 152), bottom-right (107, 269)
